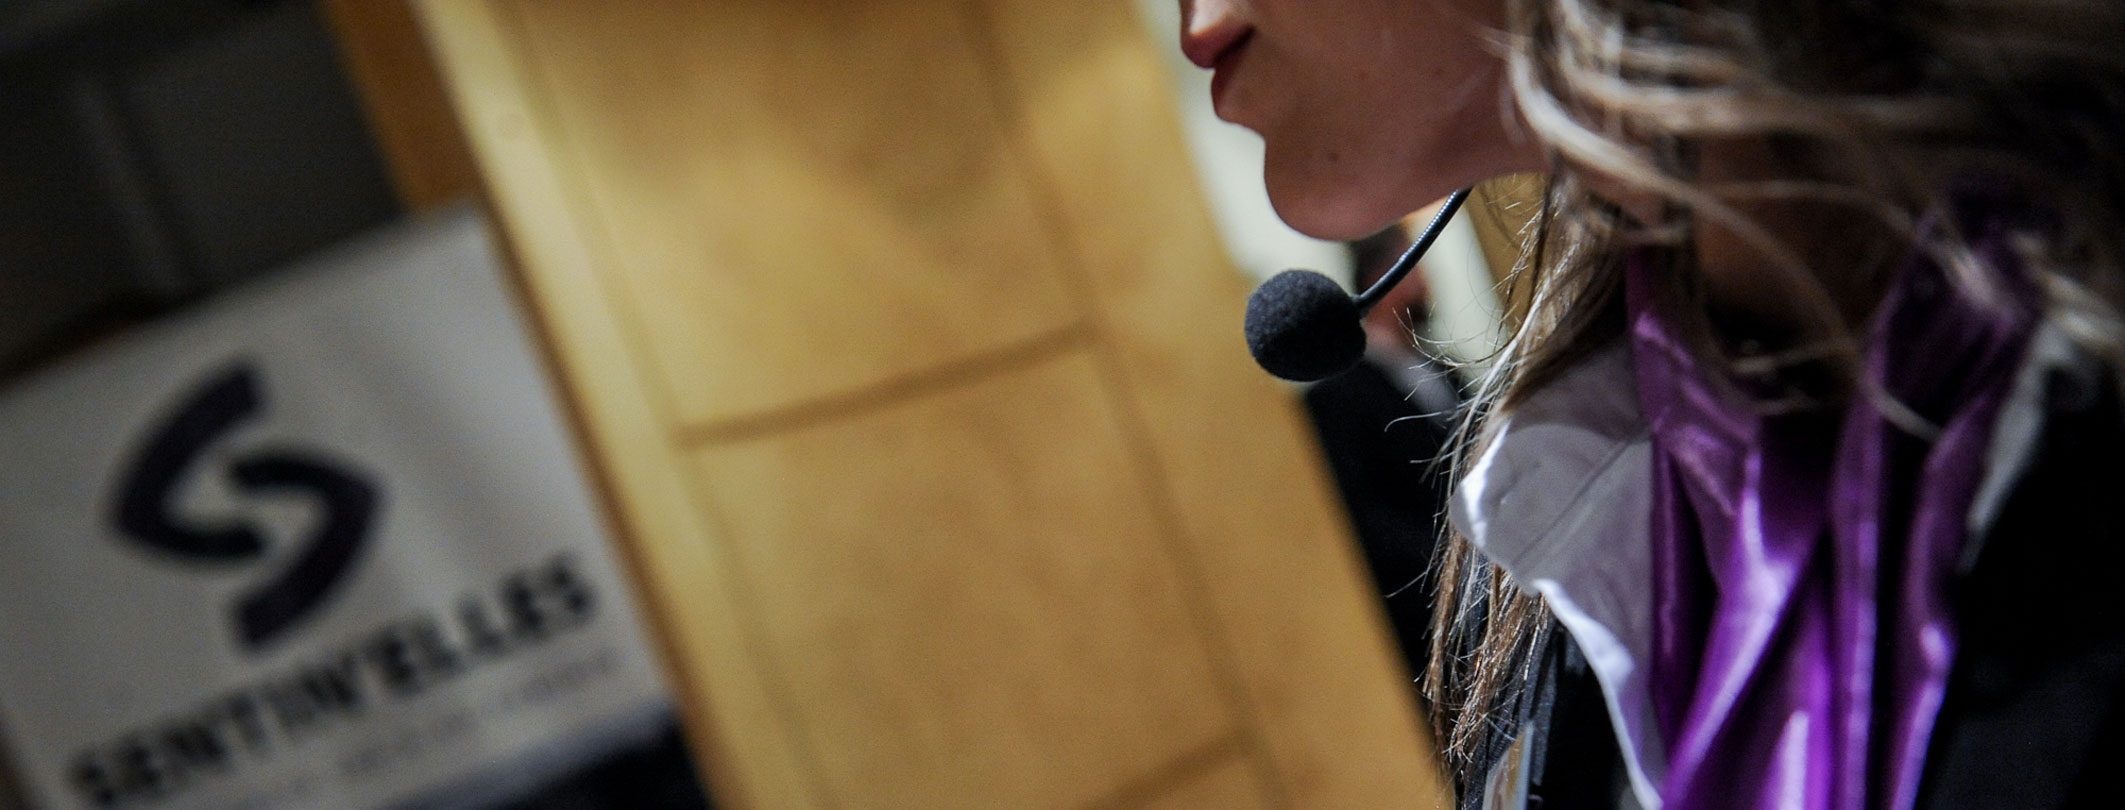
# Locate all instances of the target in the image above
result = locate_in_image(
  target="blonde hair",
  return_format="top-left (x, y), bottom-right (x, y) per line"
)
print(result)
top-left (1424, 0), bottom-right (2125, 784)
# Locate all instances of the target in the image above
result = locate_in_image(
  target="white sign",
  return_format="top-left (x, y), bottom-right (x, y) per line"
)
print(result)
top-left (0, 208), bottom-right (680, 810)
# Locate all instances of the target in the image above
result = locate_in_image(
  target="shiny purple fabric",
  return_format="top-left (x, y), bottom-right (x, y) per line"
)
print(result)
top-left (1630, 207), bottom-right (2035, 810)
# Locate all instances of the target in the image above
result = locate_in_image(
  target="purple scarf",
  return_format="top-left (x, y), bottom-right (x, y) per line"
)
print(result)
top-left (1630, 207), bottom-right (2035, 810)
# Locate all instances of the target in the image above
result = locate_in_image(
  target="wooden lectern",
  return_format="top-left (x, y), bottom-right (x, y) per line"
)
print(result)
top-left (349, 2), bottom-right (1455, 808)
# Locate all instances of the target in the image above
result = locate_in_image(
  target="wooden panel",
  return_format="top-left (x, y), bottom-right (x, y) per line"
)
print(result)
top-left (505, 0), bottom-right (1081, 428)
top-left (968, 2), bottom-right (1456, 807)
top-left (320, 0), bottom-right (482, 209)
top-left (409, 3), bottom-right (822, 808)
top-left (414, 1), bottom-right (1450, 809)
top-left (1133, 757), bottom-right (1272, 810)
top-left (690, 352), bottom-right (1234, 810)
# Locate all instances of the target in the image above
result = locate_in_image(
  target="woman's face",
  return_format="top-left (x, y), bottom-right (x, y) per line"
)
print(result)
top-left (1179, 0), bottom-right (1539, 239)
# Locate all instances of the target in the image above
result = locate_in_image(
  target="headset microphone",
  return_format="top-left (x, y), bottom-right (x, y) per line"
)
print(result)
top-left (1243, 187), bottom-right (1471, 382)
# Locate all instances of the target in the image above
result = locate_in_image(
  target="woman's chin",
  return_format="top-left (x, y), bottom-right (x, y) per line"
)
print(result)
top-left (1260, 154), bottom-right (1444, 241)
top-left (1264, 184), bottom-right (1406, 242)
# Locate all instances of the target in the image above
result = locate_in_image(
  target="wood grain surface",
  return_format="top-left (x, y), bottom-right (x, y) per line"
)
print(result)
top-left (409, 1), bottom-right (1454, 808)
top-left (320, 0), bottom-right (482, 209)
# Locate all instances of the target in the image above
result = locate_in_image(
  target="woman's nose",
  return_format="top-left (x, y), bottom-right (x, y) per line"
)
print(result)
top-left (1179, 0), bottom-right (1251, 69)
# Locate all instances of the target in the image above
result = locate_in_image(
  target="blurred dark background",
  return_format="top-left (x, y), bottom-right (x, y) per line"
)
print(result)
top-left (0, 0), bottom-right (401, 379)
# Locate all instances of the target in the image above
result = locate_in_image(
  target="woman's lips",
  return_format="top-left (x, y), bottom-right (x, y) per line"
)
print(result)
top-left (1205, 31), bottom-right (1253, 118)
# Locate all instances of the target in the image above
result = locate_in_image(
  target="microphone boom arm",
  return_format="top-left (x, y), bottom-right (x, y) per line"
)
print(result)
top-left (1353, 187), bottom-right (1471, 315)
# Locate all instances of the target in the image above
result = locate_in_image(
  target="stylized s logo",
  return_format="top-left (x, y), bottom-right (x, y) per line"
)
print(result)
top-left (112, 364), bottom-right (381, 651)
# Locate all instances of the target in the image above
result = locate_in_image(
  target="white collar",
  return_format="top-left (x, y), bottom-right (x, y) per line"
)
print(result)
top-left (1449, 342), bottom-right (1667, 810)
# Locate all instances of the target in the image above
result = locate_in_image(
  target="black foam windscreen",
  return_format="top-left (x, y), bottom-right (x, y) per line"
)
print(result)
top-left (1240, 188), bottom-right (1469, 384)
top-left (1244, 269), bottom-right (1367, 382)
